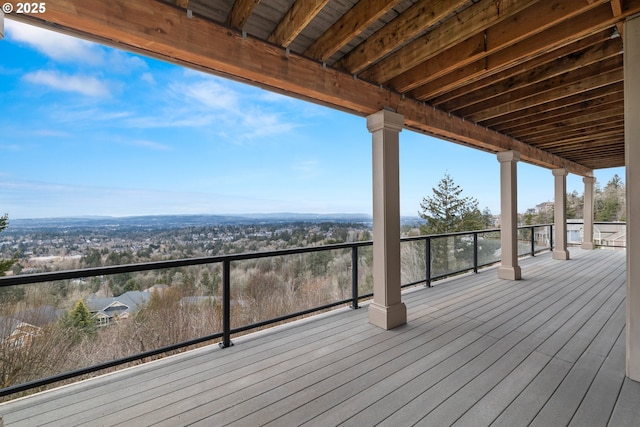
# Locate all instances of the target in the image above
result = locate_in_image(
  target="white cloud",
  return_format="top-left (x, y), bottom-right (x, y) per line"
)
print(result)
top-left (23, 70), bottom-right (110, 97)
top-left (6, 20), bottom-right (103, 65)
top-left (241, 111), bottom-right (295, 137)
top-left (141, 72), bottom-right (156, 85)
top-left (105, 50), bottom-right (149, 74)
top-left (129, 140), bottom-right (171, 151)
top-left (171, 79), bottom-right (239, 111)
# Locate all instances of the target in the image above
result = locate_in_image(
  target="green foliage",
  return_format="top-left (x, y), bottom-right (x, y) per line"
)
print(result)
top-left (0, 214), bottom-right (17, 277)
top-left (419, 173), bottom-right (488, 234)
top-left (566, 190), bottom-right (583, 219)
top-left (595, 174), bottom-right (625, 222)
top-left (62, 300), bottom-right (96, 338)
top-left (419, 174), bottom-right (491, 275)
top-left (109, 273), bottom-right (134, 296)
top-left (81, 248), bottom-right (103, 268)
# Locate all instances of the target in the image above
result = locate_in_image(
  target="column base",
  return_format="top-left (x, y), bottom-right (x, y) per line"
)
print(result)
top-left (368, 301), bottom-right (407, 330)
top-left (553, 250), bottom-right (570, 260)
top-left (498, 265), bottom-right (521, 280)
top-left (581, 242), bottom-right (596, 250)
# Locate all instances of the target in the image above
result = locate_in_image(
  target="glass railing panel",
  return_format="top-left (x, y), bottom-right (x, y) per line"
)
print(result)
top-left (229, 249), bottom-right (352, 328)
top-left (429, 235), bottom-right (475, 278)
top-left (400, 239), bottom-right (426, 286)
top-left (532, 225), bottom-right (551, 252)
top-left (477, 230), bottom-right (501, 266)
top-left (517, 228), bottom-right (532, 256)
top-left (0, 264), bottom-right (226, 398)
top-left (357, 245), bottom-right (373, 297)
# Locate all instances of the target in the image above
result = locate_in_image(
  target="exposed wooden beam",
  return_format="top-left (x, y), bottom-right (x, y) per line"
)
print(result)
top-left (423, 30), bottom-right (611, 104)
top-left (388, 33), bottom-right (487, 93)
top-left (359, 0), bottom-right (542, 84)
top-left (334, 0), bottom-right (468, 74)
top-left (470, 67), bottom-right (623, 123)
top-left (267, 0), bottom-right (329, 47)
top-left (524, 121), bottom-right (624, 144)
top-left (175, 0), bottom-right (189, 8)
top-left (227, 0), bottom-right (261, 30)
top-left (304, 0), bottom-right (401, 63)
top-left (509, 108), bottom-right (624, 139)
top-left (9, 0), bottom-right (593, 176)
top-left (500, 97), bottom-right (624, 135)
top-left (534, 129), bottom-right (624, 146)
top-left (482, 82), bottom-right (624, 128)
top-left (387, 0), bottom-right (608, 93)
top-left (435, 38), bottom-right (622, 112)
top-left (611, 0), bottom-right (624, 37)
top-left (454, 56), bottom-right (623, 118)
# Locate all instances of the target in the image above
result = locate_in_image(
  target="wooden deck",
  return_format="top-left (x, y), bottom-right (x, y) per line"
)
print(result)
top-left (1, 248), bottom-right (638, 426)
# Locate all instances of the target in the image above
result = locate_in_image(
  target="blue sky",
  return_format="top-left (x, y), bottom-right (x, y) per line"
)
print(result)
top-left (0, 19), bottom-right (625, 219)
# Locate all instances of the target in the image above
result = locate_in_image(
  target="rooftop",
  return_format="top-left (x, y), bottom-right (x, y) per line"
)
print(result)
top-left (1, 247), bottom-right (636, 426)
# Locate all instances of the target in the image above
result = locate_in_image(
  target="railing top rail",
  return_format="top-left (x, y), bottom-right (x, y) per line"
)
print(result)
top-left (1, 222), bottom-right (619, 288)
top-left (0, 240), bottom-right (372, 287)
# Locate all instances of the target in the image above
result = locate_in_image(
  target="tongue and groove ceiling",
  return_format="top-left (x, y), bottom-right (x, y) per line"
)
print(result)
top-left (10, 0), bottom-right (640, 176)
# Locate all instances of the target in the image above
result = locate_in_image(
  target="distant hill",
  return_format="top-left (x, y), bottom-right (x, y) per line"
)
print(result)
top-left (8, 214), bottom-right (422, 231)
top-left (8, 214), bottom-right (371, 231)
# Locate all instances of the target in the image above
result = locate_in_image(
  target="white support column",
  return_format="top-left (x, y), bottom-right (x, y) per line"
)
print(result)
top-left (497, 150), bottom-right (521, 280)
top-left (581, 176), bottom-right (596, 250)
top-left (625, 14), bottom-right (640, 381)
top-left (552, 169), bottom-right (570, 260)
top-left (367, 109), bottom-right (407, 330)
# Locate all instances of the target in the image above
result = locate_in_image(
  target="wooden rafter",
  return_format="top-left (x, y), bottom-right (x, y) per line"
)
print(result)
top-left (8, 0), bottom-right (594, 176)
top-left (304, 0), bottom-right (401, 63)
top-left (508, 108), bottom-right (624, 139)
top-left (267, 0), bottom-right (329, 47)
top-left (334, 0), bottom-right (468, 74)
top-left (227, 0), bottom-right (261, 30)
top-left (470, 67), bottom-right (623, 123)
top-left (425, 30), bottom-right (612, 105)
top-left (448, 47), bottom-right (622, 115)
top-left (499, 95), bottom-right (624, 134)
top-left (481, 82), bottom-right (624, 128)
top-left (358, 0), bottom-right (542, 83)
top-left (611, 0), bottom-right (624, 37)
top-left (393, 1), bottom-right (616, 95)
top-left (175, 0), bottom-right (189, 8)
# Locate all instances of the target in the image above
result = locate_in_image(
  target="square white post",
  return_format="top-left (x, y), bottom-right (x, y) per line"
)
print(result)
top-left (581, 176), bottom-right (596, 250)
top-left (497, 150), bottom-right (521, 280)
top-left (552, 168), bottom-right (570, 260)
top-left (625, 14), bottom-right (640, 381)
top-left (367, 110), bottom-right (407, 330)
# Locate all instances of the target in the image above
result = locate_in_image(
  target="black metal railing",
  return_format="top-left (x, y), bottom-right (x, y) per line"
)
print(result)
top-left (0, 221), bottom-right (604, 397)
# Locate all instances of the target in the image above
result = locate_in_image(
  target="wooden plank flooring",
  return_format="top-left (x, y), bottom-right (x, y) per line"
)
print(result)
top-left (1, 248), bottom-right (638, 426)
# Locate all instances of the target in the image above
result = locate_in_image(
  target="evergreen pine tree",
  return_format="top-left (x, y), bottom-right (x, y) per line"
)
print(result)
top-left (419, 173), bottom-right (489, 275)
top-left (0, 214), bottom-right (16, 276)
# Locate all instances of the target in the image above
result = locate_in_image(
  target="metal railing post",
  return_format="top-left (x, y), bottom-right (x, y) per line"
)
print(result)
top-left (351, 245), bottom-right (359, 309)
top-left (425, 237), bottom-right (432, 287)
top-left (549, 224), bottom-right (554, 251)
top-left (219, 259), bottom-right (233, 348)
top-left (530, 226), bottom-right (535, 256)
top-left (473, 232), bottom-right (478, 273)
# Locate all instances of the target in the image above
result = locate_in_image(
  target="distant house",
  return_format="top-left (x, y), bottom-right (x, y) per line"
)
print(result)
top-left (86, 291), bottom-right (151, 327)
top-left (0, 317), bottom-right (41, 349)
top-left (0, 306), bottom-right (62, 349)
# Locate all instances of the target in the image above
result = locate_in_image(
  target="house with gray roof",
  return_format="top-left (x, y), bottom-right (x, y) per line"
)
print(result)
top-left (86, 291), bottom-right (151, 327)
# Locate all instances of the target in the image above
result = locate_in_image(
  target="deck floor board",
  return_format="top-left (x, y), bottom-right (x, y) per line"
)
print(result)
top-left (0, 248), bottom-right (637, 427)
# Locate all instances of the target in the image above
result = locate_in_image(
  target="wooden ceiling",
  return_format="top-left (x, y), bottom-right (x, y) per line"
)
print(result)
top-left (9, 0), bottom-right (640, 176)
